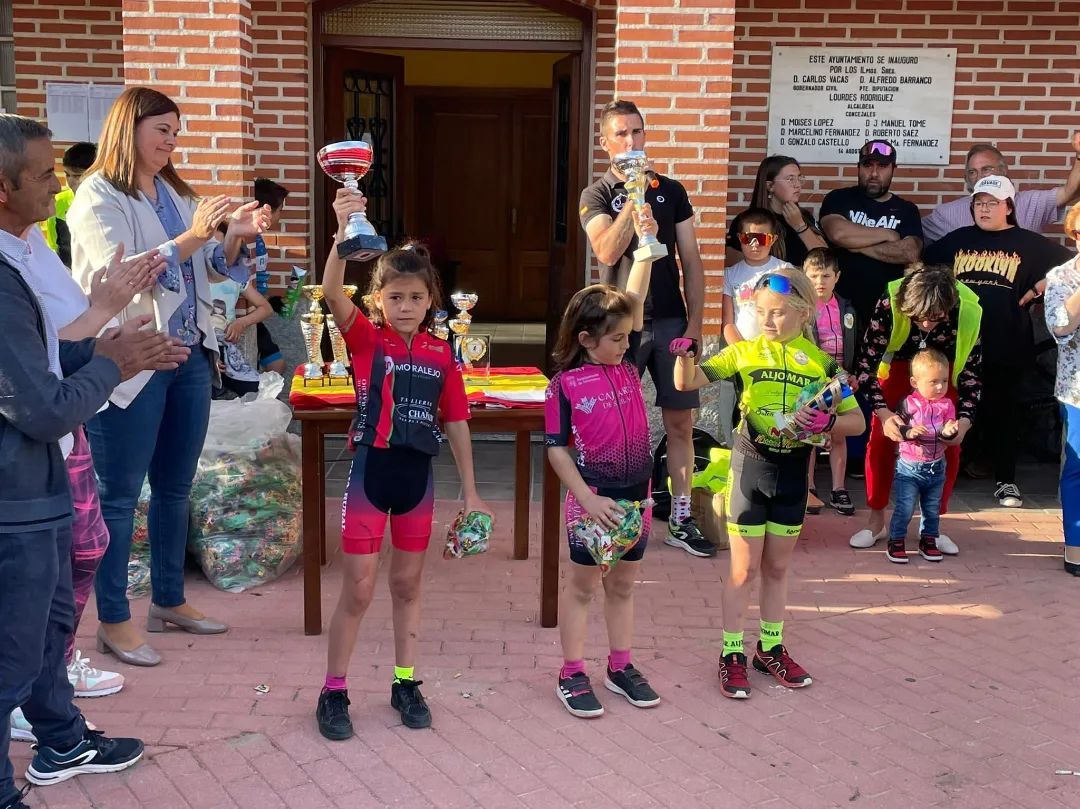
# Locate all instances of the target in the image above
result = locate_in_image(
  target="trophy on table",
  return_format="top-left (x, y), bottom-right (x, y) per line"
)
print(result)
top-left (317, 141), bottom-right (388, 262)
top-left (429, 309), bottom-right (450, 342)
top-left (326, 285), bottom-right (358, 381)
top-left (448, 291), bottom-right (490, 375)
top-left (300, 285), bottom-right (326, 383)
top-left (612, 150), bottom-right (668, 263)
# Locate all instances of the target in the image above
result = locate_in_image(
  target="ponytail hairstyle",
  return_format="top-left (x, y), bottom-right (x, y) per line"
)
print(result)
top-left (363, 240), bottom-right (443, 330)
top-left (552, 284), bottom-right (634, 371)
top-left (752, 265), bottom-right (818, 341)
top-left (896, 261), bottom-right (958, 322)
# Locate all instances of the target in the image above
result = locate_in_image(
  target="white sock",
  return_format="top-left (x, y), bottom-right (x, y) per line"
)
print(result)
top-left (672, 495), bottom-right (692, 523)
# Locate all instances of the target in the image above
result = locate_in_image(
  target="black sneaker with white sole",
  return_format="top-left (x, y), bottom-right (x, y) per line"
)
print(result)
top-left (604, 664), bottom-right (660, 708)
top-left (556, 672), bottom-right (604, 718)
top-left (994, 482), bottom-right (1023, 508)
top-left (316, 688), bottom-right (354, 740)
top-left (665, 517), bottom-right (717, 558)
top-left (25, 728), bottom-right (143, 786)
top-left (830, 489), bottom-right (855, 516)
top-left (391, 679), bottom-right (432, 729)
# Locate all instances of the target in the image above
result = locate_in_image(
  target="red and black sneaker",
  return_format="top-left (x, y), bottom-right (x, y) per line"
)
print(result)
top-left (718, 653), bottom-right (751, 699)
top-left (919, 535), bottom-right (943, 562)
top-left (886, 539), bottom-right (909, 564)
top-left (752, 643), bottom-right (813, 688)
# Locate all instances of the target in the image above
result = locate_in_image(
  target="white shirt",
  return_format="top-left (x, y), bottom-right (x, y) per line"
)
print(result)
top-left (722, 255), bottom-right (793, 340)
top-left (0, 226), bottom-right (77, 457)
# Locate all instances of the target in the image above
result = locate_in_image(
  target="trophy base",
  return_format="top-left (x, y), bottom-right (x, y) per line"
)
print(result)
top-left (302, 362), bottom-right (327, 384)
top-left (633, 240), bottom-right (669, 262)
top-left (337, 232), bottom-right (388, 262)
top-left (327, 361), bottom-right (351, 380)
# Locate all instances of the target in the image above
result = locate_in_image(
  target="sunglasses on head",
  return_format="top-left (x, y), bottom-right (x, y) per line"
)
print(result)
top-left (862, 141), bottom-right (894, 158)
top-left (754, 273), bottom-right (804, 300)
top-left (738, 231), bottom-right (777, 248)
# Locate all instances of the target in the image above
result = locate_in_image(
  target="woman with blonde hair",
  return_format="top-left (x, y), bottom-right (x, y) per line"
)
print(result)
top-left (66, 87), bottom-right (271, 666)
top-left (1043, 202), bottom-right (1080, 576)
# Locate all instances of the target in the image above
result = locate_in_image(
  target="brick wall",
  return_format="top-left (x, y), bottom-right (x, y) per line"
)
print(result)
top-left (728, 0), bottom-right (1080, 238)
top-left (13, 0), bottom-right (123, 123)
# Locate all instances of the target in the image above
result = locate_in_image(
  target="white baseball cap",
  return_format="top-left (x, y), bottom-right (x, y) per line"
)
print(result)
top-left (971, 175), bottom-right (1016, 201)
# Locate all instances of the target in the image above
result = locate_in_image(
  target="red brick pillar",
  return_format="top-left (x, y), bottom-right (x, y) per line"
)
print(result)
top-left (614, 1), bottom-right (736, 333)
top-left (120, 0), bottom-right (255, 196)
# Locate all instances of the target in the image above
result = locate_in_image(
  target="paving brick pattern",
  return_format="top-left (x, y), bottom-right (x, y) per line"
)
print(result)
top-left (11, 463), bottom-right (1079, 809)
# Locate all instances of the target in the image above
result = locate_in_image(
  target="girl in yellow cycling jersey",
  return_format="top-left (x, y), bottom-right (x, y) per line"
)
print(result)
top-left (674, 268), bottom-right (865, 698)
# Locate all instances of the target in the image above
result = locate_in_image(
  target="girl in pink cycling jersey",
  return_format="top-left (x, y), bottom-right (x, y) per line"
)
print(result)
top-left (546, 209), bottom-right (661, 718)
top-left (314, 188), bottom-right (491, 740)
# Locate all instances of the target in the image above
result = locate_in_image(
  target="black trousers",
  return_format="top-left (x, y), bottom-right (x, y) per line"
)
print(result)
top-left (972, 361), bottom-right (1024, 484)
top-left (0, 523), bottom-right (85, 804)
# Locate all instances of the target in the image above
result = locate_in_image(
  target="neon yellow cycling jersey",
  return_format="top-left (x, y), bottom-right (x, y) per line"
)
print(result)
top-left (701, 334), bottom-right (857, 456)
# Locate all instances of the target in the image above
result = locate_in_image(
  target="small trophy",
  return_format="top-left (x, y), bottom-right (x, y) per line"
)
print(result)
top-left (325, 285), bottom-right (358, 381)
top-left (612, 150), bottom-right (668, 263)
top-left (300, 285), bottom-right (326, 383)
top-left (429, 309), bottom-right (450, 342)
top-left (317, 141), bottom-right (388, 262)
top-left (449, 291), bottom-right (479, 365)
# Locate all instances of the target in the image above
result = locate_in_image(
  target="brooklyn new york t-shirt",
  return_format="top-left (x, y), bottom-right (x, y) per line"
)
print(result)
top-left (924, 225), bottom-right (1073, 365)
top-left (819, 186), bottom-right (923, 326)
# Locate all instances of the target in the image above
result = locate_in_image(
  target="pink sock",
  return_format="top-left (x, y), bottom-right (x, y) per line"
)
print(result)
top-left (324, 674), bottom-right (347, 692)
top-left (608, 649), bottom-right (631, 672)
top-left (559, 659), bottom-right (586, 680)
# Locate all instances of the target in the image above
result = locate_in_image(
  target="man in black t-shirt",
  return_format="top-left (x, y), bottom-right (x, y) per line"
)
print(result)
top-left (820, 140), bottom-right (924, 331)
top-left (578, 99), bottom-right (712, 558)
top-left (924, 175), bottom-right (1074, 507)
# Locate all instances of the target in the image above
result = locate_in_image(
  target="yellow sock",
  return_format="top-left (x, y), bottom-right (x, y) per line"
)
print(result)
top-left (393, 665), bottom-right (414, 683)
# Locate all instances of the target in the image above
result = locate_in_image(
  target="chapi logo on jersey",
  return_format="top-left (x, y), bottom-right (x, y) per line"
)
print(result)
top-left (953, 250), bottom-right (1021, 284)
top-left (849, 210), bottom-right (900, 229)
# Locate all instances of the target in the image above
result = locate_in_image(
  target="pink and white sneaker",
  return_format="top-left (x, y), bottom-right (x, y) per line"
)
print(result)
top-left (68, 651), bottom-right (124, 698)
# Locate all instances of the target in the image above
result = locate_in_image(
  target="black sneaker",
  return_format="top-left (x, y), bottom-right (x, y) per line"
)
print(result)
top-left (994, 482), bottom-right (1023, 508)
top-left (830, 489), bottom-right (855, 516)
top-left (0, 785), bottom-right (31, 809)
top-left (556, 672), bottom-right (604, 718)
top-left (25, 728), bottom-right (143, 786)
top-left (665, 517), bottom-right (717, 558)
top-left (886, 539), bottom-right (909, 564)
top-left (391, 679), bottom-right (432, 729)
top-left (604, 664), bottom-right (660, 708)
top-left (316, 688), bottom-right (353, 740)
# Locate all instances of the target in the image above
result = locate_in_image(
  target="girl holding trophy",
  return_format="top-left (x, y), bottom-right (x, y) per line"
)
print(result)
top-left (673, 268), bottom-right (865, 699)
top-left (315, 188), bottom-right (491, 739)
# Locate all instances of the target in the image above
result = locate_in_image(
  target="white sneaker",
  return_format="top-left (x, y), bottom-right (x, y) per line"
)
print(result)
top-left (10, 707), bottom-right (35, 743)
top-left (68, 650), bottom-right (124, 698)
top-left (994, 482), bottom-right (1023, 509)
top-left (936, 534), bottom-right (959, 555)
top-left (850, 527), bottom-right (887, 549)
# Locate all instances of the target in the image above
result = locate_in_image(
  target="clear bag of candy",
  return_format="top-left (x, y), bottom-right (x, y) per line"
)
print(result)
top-left (444, 510), bottom-right (494, 559)
top-left (571, 497), bottom-right (654, 575)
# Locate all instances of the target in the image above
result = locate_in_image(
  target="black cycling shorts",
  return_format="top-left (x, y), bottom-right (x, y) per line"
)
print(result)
top-left (725, 449), bottom-right (807, 538)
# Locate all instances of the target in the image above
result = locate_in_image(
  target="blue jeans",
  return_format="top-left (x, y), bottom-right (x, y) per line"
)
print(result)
top-left (87, 349), bottom-right (212, 623)
top-left (889, 457), bottom-right (946, 540)
top-left (0, 524), bottom-right (86, 804)
top-left (1063, 404), bottom-right (1080, 548)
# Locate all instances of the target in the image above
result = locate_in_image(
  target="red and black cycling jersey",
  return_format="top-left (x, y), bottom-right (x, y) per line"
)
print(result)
top-left (340, 306), bottom-right (470, 456)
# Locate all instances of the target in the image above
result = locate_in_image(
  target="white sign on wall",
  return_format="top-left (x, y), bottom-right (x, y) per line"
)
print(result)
top-left (767, 47), bottom-right (956, 166)
top-left (45, 83), bottom-right (125, 143)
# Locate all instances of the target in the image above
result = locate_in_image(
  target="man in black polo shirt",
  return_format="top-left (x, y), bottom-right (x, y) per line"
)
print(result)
top-left (578, 99), bottom-right (712, 559)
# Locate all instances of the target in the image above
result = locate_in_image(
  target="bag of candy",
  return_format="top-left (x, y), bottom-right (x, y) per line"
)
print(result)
top-left (126, 479), bottom-right (152, 598)
top-left (571, 497), bottom-right (654, 575)
top-left (444, 510), bottom-right (494, 559)
top-left (187, 379), bottom-right (302, 592)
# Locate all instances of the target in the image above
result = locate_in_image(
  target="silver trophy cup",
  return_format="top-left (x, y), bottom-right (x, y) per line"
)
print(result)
top-left (317, 141), bottom-right (388, 262)
top-left (612, 150), bottom-right (668, 263)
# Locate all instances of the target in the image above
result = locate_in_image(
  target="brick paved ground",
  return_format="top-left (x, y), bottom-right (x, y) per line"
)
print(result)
top-left (11, 450), bottom-right (1080, 809)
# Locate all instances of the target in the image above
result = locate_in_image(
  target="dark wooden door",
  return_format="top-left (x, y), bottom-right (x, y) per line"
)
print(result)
top-left (546, 54), bottom-right (584, 372)
top-left (413, 91), bottom-right (551, 321)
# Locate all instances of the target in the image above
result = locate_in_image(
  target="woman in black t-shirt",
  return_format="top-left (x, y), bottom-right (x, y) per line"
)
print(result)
top-left (924, 176), bottom-right (1074, 508)
top-left (727, 156), bottom-right (827, 268)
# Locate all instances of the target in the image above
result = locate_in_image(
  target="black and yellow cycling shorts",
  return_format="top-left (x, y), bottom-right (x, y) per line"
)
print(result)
top-left (725, 449), bottom-right (807, 538)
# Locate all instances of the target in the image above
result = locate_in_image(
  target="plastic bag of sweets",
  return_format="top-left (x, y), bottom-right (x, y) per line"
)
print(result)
top-left (187, 382), bottom-right (303, 592)
top-left (571, 498), bottom-right (654, 575)
top-left (444, 510), bottom-right (495, 559)
top-left (126, 479), bottom-right (152, 598)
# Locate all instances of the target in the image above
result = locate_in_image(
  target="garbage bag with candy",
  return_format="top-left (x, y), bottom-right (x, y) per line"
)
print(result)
top-left (187, 377), bottom-right (303, 592)
top-left (571, 498), bottom-right (654, 575)
top-left (443, 510), bottom-right (495, 559)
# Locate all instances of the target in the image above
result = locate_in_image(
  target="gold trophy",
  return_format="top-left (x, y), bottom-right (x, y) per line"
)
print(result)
top-left (300, 285), bottom-right (326, 383)
top-left (325, 285), bottom-right (357, 381)
top-left (449, 291), bottom-right (490, 375)
top-left (612, 150), bottom-right (668, 262)
top-left (429, 309), bottom-right (450, 342)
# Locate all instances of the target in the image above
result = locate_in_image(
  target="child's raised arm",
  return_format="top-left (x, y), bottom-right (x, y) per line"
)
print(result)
top-left (322, 188), bottom-right (368, 326)
top-left (623, 204), bottom-right (660, 331)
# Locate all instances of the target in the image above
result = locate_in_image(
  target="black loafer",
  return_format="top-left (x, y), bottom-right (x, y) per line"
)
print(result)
top-left (1065, 560), bottom-right (1080, 577)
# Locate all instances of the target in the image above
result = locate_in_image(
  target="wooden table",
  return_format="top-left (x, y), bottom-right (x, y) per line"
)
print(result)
top-left (293, 406), bottom-right (561, 635)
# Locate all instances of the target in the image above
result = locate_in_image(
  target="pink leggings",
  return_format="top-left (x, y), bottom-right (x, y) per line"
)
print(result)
top-left (66, 426), bottom-right (110, 663)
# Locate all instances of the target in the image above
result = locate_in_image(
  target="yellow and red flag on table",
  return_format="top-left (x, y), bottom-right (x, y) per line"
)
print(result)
top-left (289, 365), bottom-right (547, 412)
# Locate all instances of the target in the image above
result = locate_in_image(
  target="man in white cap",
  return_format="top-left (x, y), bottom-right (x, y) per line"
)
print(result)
top-left (922, 134), bottom-right (1080, 245)
top-left (925, 175), bottom-right (1074, 507)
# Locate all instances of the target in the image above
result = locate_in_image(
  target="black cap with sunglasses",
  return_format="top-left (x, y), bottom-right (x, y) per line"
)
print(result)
top-left (858, 140), bottom-right (897, 167)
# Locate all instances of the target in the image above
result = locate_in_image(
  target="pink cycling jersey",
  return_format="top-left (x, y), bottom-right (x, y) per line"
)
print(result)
top-left (544, 338), bottom-right (652, 488)
top-left (897, 392), bottom-right (956, 463)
